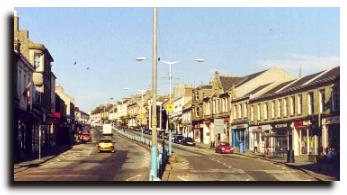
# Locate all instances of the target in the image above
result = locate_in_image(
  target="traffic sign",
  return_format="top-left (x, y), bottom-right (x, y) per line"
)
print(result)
top-left (166, 104), bottom-right (174, 113)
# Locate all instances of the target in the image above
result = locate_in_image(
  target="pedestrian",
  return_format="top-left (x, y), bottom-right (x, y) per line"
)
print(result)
top-left (327, 147), bottom-right (337, 161)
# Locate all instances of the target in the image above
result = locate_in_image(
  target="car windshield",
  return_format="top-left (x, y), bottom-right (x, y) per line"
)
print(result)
top-left (100, 140), bottom-right (112, 143)
top-left (219, 142), bottom-right (229, 146)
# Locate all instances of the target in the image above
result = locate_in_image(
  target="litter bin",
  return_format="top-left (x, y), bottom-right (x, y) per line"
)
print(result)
top-left (240, 143), bottom-right (245, 153)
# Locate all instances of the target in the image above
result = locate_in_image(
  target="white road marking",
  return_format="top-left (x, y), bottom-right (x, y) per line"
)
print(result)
top-left (126, 174), bottom-right (142, 181)
top-left (177, 176), bottom-right (188, 181)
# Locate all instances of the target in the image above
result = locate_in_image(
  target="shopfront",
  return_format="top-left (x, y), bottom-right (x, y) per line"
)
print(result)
top-left (193, 122), bottom-right (204, 143)
top-left (249, 124), bottom-right (271, 154)
top-left (293, 119), bottom-right (319, 156)
top-left (231, 123), bottom-right (249, 152)
top-left (322, 116), bottom-right (340, 154)
top-left (271, 122), bottom-right (291, 159)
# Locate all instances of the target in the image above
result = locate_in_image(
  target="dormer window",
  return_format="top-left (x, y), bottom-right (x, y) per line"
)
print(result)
top-left (34, 53), bottom-right (41, 69)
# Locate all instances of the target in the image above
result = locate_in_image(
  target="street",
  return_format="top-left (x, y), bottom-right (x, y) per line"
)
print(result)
top-left (122, 129), bottom-right (317, 181)
top-left (14, 127), bottom-right (150, 181)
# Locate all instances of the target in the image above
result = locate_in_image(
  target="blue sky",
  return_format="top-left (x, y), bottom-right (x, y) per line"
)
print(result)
top-left (15, 7), bottom-right (340, 112)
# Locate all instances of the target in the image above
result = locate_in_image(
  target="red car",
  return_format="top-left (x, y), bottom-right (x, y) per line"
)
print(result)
top-left (80, 133), bottom-right (92, 142)
top-left (215, 142), bottom-right (233, 154)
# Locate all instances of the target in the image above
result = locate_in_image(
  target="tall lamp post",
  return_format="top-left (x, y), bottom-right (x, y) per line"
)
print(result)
top-left (150, 7), bottom-right (159, 181)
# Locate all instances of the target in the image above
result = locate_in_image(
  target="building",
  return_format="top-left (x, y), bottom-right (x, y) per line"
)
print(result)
top-left (55, 84), bottom-right (75, 144)
top-left (182, 100), bottom-right (193, 138)
top-left (14, 11), bottom-right (57, 159)
top-left (170, 84), bottom-right (193, 134)
top-left (192, 84), bottom-right (212, 144)
top-left (13, 42), bottom-right (36, 162)
top-left (248, 66), bottom-right (340, 161)
top-left (74, 107), bottom-right (90, 124)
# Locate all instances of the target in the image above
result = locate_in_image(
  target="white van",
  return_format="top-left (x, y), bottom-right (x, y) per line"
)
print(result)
top-left (102, 124), bottom-right (113, 135)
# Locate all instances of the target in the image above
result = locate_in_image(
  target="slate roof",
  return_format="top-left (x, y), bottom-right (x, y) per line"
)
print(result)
top-left (219, 69), bottom-right (268, 92)
top-left (235, 69), bottom-right (268, 88)
top-left (253, 66), bottom-right (339, 101)
top-left (219, 76), bottom-right (243, 91)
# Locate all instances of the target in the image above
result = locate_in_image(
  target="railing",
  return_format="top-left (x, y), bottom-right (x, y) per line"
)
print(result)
top-left (113, 126), bottom-right (169, 181)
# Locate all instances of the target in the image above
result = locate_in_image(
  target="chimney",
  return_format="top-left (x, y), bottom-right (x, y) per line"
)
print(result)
top-left (14, 10), bottom-right (19, 33)
top-left (299, 65), bottom-right (303, 78)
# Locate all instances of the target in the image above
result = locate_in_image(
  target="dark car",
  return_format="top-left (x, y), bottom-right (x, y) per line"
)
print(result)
top-left (215, 142), bottom-right (233, 154)
top-left (173, 135), bottom-right (184, 144)
top-left (182, 137), bottom-right (196, 146)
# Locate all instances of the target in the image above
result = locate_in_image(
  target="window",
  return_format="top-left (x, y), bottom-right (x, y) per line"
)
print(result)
top-left (308, 92), bottom-right (314, 115)
top-left (319, 89), bottom-right (325, 113)
top-left (264, 103), bottom-right (268, 120)
top-left (257, 104), bottom-right (261, 120)
top-left (277, 99), bottom-right (281, 118)
top-left (297, 95), bottom-right (302, 115)
top-left (243, 103), bottom-right (247, 118)
top-left (238, 104), bottom-right (242, 119)
top-left (213, 100), bottom-right (215, 114)
top-left (233, 105), bottom-right (237, 119)
top-left (196, 92), bottom-right (199, 100)
top-left (331, 87), bottom-right (339, 111)
top-left (34, 53), bottom-right (41, 69)
top-left (283, 98), bottom-right (288, 117)
top-left (271, 101), bottom-right (275, 119)
top-left (250, 106), bottom-right (254, 121)
top-left (290, 96), bottom-right (295, 116)
top-left (196, 107), bottom-right (200, 117)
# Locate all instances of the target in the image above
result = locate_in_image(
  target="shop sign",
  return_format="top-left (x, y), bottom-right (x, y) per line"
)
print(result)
top-left (273, 122), bottom-right (289, 129)
top-left (259, 124), bottom-right (272, 131)
top-left (293, 120), bottom-right (310, 127)
top-left (194, 123), bottom-right (202, 129)
top-left (322, 116), bottom-right (340, 125)
top-left (232, 123), bottom-right (248, 129)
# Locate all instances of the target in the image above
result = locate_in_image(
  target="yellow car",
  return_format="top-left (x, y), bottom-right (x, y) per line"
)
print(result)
top-left (97, 139), bottom-right (115, 153)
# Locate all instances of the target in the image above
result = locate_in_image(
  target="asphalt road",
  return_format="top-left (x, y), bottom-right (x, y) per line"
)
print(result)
top-left (125, 128), bottom-right (317, 181)
top-left (14, 127), bottom-right (151, 181)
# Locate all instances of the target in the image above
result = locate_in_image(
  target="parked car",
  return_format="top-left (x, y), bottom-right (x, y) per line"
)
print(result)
top-left (181, 137), bottom-right (196, 146)
top-left (215, 142), bottom-right (233, 154)
top-left (80, 133), bottom-right (92, 143)
top-left (97, 138), bottom-right (115, 153)
top-left (173, 135), bottom-right (184, 144)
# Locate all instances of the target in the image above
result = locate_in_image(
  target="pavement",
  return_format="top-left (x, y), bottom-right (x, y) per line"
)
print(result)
top-left (161, 142), bottom-right (316, 181)
top-left (193, 142), bottom-right (339, 181)
top-left (14, 145), bottom-right (72, 175)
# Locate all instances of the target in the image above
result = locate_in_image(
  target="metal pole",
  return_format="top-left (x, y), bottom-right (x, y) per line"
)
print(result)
top-left (150, 7), bottom-right (158, 181)
top-left (141, 91), bottom-right (144, 141)
top-left (168, 63), bottom-right (173, 156)
top-left (38, 125), bottom-right (41, 161)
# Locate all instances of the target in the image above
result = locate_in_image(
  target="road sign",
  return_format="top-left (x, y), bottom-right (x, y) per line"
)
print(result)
top-left (166, 104), bottom-right (173, 113)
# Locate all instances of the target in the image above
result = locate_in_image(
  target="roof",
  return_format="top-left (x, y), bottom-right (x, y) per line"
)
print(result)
top-left (194, 84), bottom-right (212, 90)
top-left (235, 69), bottom-right (268, 88)
top-left (253, 66), bottom-right (339, 101)
top-left (219, 76), bottom-right (243, 91)
top-left (183, 99), bottom-right (192, 111)
top-left (218, 69), bottom-right (267, 92)
top-left (244, 83), bottom-right (272, 97)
